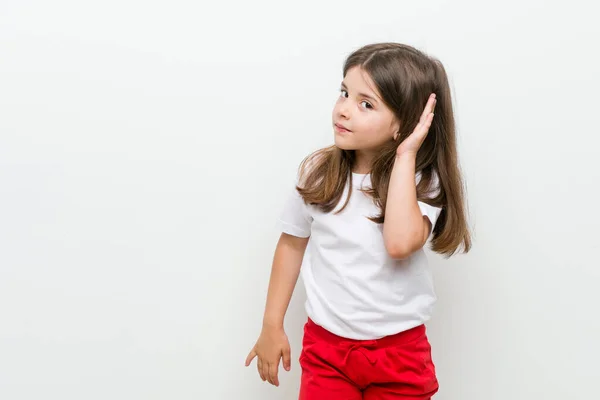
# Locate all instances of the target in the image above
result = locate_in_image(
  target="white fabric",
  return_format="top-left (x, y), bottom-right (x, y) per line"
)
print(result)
top-left (278, 171), bottom-right (443, 340)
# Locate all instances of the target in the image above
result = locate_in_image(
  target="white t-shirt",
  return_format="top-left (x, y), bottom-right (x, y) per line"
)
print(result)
top-left (278, 171), bottom-right (443, 340)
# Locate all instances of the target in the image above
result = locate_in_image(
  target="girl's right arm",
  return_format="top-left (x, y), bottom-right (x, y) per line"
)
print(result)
top-left (245, 232), bottom-right (309, 387)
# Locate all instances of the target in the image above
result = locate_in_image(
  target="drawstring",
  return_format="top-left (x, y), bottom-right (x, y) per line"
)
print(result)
top-left (340, 340), bottom-right (379, 365)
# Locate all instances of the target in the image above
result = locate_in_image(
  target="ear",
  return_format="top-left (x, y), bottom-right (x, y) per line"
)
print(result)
top-left (391, 119), bottom-right (401, 140)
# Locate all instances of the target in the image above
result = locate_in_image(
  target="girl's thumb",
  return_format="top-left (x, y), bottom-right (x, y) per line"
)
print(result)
top-left (282, 347), bottom-right (292, 371)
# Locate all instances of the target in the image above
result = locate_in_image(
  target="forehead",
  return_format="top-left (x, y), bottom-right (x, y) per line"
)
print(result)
top-left (342, 66), bottom-right (381, 99)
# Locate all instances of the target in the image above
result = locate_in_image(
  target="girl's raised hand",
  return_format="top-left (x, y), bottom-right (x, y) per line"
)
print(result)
top-left (396, 93), bottom-right (437, 156)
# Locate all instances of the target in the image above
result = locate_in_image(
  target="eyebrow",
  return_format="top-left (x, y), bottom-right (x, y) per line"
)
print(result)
top-left (340, 82), bottom-right (379, 104)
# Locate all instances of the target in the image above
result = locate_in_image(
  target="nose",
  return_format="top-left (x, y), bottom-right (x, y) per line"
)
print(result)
top-left (336, 101), bottom-right (350, 120)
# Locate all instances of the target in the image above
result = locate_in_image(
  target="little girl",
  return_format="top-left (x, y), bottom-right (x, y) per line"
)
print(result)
top-left (245, 42), bottom-right (471, 400)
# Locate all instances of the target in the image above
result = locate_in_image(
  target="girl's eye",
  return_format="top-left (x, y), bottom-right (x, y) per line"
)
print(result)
top-left (339, 89), bottom-right (372, 110)
top-left (360, 100), bottom-right (373, 109)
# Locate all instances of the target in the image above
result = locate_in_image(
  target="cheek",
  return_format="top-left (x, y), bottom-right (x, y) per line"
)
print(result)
top-left (359, 117), bottom-right (392, 139)
top-left (332, 99), bottom-right (343, 115)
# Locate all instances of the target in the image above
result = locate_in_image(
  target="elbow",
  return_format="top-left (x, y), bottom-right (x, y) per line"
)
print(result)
top-left (383, 221), bottom-right (428, 260)
top-left (385, 242), bottom-right (416, 260)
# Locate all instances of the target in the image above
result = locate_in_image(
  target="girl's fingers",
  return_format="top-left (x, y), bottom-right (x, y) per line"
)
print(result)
top-left (422, 113), bottom-right (434, 132)
top-left (412, 112), bottom-right (434, 142)
top-left (257, 358), bottom-right (266, 381)
top-left (416, 116), bottom-right (431, 136)
top-left (269, 362), bottom-right (280, 386)
top-left (262, 361), bottom-right (271, 384)
top-left (420, 94), bottom-right (436, 124)
top-left (245, 349), bottom-right (256, 366)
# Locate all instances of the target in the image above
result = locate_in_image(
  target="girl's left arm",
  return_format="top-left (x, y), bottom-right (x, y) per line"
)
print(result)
top-left (383, 152), bottom-right (431, 259)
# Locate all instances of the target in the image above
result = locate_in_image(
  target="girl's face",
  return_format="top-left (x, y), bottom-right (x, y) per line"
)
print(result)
top-left (332, 66), bottom-right (400, 152)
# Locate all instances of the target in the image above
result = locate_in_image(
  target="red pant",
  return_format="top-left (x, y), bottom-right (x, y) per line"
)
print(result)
top-left (299, 318), bottom-right (438, 400)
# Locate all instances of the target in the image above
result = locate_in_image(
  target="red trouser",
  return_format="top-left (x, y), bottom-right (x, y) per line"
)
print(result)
top-left (299, 318), bottom-right (439, 400)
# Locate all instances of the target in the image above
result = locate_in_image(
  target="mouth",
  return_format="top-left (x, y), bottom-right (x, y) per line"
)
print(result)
top-left (334, 123), bottom-right (351, 133)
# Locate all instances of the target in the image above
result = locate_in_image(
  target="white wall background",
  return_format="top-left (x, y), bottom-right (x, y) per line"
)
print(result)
top-left (1, 1), bottom-right (599, 399)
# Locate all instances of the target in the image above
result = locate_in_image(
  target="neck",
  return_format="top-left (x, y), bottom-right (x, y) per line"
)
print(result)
top-left (353, 149), bottom-right (374, 174)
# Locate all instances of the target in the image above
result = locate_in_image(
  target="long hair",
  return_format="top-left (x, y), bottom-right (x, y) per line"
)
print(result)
top-left (297, 42), bottom-right (471, 257)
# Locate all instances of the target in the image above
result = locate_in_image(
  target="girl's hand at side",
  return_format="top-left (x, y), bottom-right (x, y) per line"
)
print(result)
top-left (245, 325), bottom-right (292, 387)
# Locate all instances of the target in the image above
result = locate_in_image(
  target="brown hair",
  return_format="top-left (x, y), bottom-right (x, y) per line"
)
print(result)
top-left (297, 42), bottom-right (471, 257)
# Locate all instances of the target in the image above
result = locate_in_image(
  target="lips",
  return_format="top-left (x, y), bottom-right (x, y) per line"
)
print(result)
top-left (334, 123), bottom-right (351, 132)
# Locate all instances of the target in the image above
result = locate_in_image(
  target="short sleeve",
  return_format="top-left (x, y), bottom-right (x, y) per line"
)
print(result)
top-left (418, 201), bottom-right (442, 231)
top-left (277, 182), bottom-right (312, 238)
top-left (416, 170), bottom-right (443, 232)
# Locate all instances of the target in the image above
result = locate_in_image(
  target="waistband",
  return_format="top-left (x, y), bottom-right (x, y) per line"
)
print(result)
top-left (305, 318), bottom-right (426, 347)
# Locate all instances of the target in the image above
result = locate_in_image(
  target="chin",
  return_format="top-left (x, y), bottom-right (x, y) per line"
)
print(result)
top-left (333, 136), bottom-right (353, 150)
top-left (333, 129), bottom-right (355, 147)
